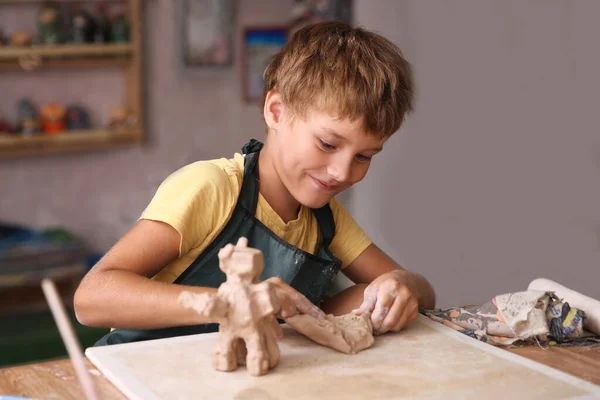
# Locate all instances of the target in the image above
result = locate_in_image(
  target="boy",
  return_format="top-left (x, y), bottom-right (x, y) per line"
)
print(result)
top-left (74, 21), bottom-right (436, 346)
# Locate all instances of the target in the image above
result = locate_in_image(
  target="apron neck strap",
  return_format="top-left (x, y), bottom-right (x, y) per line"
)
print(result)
top-left (311, 204), bottom-right (336, 249)
top-left (239, 140), bottom-right (262, 214)
top-left (242, 138), bottom-right (263, 155)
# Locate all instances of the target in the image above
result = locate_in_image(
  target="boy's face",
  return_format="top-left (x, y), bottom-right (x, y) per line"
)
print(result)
top-left (264, 93), bottom-right (385, 209)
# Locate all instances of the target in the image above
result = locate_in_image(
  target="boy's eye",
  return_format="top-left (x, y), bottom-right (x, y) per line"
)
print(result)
top-left (317, 138), bottom-right (336, 150)
top-left (355, 154), bottom-right (372, 163)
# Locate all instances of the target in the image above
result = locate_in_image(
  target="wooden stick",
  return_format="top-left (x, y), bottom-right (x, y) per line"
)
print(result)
top-left (41, 279), bottom-right (100, 400)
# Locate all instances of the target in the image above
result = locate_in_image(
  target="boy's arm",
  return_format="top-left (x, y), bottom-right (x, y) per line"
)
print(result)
top-left (74, 219), bottom-right (219, 329)
top-left (74, 219), bottom-right (320, 330)
top-left (342, 243), bottom-right (436, 334)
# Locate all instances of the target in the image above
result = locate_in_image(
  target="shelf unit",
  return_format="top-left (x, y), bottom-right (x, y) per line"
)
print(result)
top-left (0, 0), bottom-right (126, 5)
top-left (0, 42), bottom-right (132, 59)
top-left (0, 0), bottom-right (144, 158)
top-left (0, 128), bottom-right (140, 157)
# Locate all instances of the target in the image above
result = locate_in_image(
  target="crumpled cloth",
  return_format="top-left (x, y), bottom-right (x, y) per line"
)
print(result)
top-left (423, 290), bottom-right (589, 346)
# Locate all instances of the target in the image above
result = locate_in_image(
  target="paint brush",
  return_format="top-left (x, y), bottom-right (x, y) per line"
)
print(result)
top-left (41, 279), bottom-right (100, 400)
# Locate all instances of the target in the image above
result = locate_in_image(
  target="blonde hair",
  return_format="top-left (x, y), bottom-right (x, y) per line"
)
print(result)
top-left (263, 21), bottom-right (414, 139)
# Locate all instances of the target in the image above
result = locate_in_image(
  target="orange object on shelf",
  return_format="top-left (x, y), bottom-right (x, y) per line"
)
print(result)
top-left (41, 103), bottom-right (66, 134)
top-left (42, 120), bottom-right (65, 134)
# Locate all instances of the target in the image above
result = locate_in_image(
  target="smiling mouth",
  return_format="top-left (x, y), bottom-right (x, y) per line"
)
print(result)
top-left (310, 176), bottom-right (338, 191)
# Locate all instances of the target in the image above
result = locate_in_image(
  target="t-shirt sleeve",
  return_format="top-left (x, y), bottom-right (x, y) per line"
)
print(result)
top-left (139, 161), bottom-right (239, 256)
top-left (328, 197), bottom-right (373, 269)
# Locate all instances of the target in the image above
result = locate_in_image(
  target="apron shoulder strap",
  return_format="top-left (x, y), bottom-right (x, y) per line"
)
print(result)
top-left (242, 138), bottom-right (263, 155)
top-left (312, 204), bottom-right (336, 249)
top-left (238, 140), bottom-right (262, 214)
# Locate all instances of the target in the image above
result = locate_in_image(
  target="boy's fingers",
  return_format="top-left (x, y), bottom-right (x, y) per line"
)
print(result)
top-left (278, 293), bottom-right (297, 318)
top-left (382, 295), bottom-right (419, 333)
top-left (279, 283), bottom-right (324, 319)
top-left (293, 292), bottom-right (325, 319)
top-left (379, 295), bottom-right (405, 333)
top-left (352, 286), bottom-right (378, 315)
top-left (371, 289), bottom-right (396, 333)
top-left (371, 307), bottom-right (389, 333)
top-left (352, 301), bottom-right (371, 315)
top-left (395, 298), bottom-right (419, 332)
top-left (265, 277), bottom-right (324, 319)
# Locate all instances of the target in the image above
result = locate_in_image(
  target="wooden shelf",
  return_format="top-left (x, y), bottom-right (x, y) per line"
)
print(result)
top-left (0, 57), bottom-right (130, 70)
top-left (0, 43), bottom-right (132, 60)
top-left (0, 128), bottom-right (141, 158)
top-left (0, 0), bottom-right (144, 158)
top-left (0, 0), bottom-right (125, 3)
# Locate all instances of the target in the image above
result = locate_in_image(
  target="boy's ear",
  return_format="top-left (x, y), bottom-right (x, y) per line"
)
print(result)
top-left (263, 90), bottom-right (284, 130)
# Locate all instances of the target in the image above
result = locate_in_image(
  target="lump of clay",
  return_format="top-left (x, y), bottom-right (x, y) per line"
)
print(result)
top-left (285, 312), bottom-right (374, 355)
top-left (178, 237), bottom-right (280, 376)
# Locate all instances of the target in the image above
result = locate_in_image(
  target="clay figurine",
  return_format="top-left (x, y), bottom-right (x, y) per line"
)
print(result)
top-left (93, 3), bottom-right (111, 44)
top-left (41, 103), bottom-right (66, 134)
top-left (17, 99), bottom-right (41, 135)
top-left (65, 105), bottom-right (91, 130)
top-left (178, 238), bottom-right (281, 376)
top-left (110, 13), bottom-right (129, 43)
top-left (38, 3), bottom-right (63, 45)
top-left (107, 107), bottom-right (135, 130)
top-left (0, 120), bottom-right (13, 136)
top-left (69, 6), bottom-right (96, 43)
top-left (285, 312), bottom-right (375, 355)
top-left (11, 31), bottom-right (33, 47)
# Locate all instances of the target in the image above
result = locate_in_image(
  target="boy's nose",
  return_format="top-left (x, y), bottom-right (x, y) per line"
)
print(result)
top-left (327, 158), bottom-right (352, 183)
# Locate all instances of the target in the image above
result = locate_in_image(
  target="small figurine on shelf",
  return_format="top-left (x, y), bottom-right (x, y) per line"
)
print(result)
top-left (93, 2), bottom-right (111, 44)
top-left (38, 3), bottom-right (64, 45)
top-left (11, 30), bottom-right (33, 47)
top-left (110, 13), bottom-right (129, 43)
top-left (69, 6), bottom-right (96, 44)
top-left (17, 99), bottom-right (41, 136)
top-left (65, 105), bottom-right (91, 130)
top-left (0, 119), bottom-right (14, 136)
top-left (107, 107), bottom-right (135, 130)
top-left (41, 103), bottom-right (66, 134)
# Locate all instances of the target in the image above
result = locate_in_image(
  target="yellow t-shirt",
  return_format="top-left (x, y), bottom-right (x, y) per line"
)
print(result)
top-left (140, 153), bottom-right (372, 284)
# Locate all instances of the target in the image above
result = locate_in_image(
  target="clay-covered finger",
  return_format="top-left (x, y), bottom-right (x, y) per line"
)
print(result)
top-left (390, 297), bottom-right (419, 332)
top-left (385, 285), bottom-right (419, 332)
top-left (371, 289), bottom-right (395, 333)
top-left (352, 285), bottom-right (377, 315)
top-left (379, 295), bottom-right (406, 333)
top-left (277, 292), bottom-right (297, 318)
top-left (280, 285), bottom-right (324, 319)
top-left (293, 294), bottom-right (325, 319)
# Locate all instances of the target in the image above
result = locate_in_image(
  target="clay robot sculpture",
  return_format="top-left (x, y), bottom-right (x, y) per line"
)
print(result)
top-left (179, 237), bottom-right (375, 376)
top-left (178, 237), bottom-right (280, 376)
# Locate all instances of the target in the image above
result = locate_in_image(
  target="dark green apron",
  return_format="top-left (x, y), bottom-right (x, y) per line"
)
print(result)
top-left (95, 139), bottom-right (342, 346)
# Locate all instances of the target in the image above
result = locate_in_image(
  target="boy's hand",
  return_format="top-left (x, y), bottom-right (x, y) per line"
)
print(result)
top-left (265, 277), bottom-right (326, 320)
top-left (352, 270), bottom-right (420, 335)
